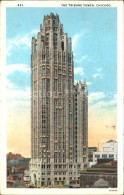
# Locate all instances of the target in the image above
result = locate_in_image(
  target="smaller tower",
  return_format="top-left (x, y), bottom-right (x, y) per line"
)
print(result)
top-left (74, 80), bottom-right (88, 168)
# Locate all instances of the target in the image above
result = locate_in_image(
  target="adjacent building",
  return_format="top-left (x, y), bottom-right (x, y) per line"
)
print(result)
top-left (30, 13), bottom-right (88, 187)
top-left (93, 140), bottom-right (117, 164)
top-left (80, 160), bottom-right (117, 188)
top-left (7, 158), bottom-right (31, 170)
top-left (7, 157), bottom-right (31, 188)
top-left (88, 147), bottom-right (97, 162)
top-left (7, 165), bottom-right (25, 181)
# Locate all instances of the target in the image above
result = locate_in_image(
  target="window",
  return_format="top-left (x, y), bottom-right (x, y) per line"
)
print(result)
top-left (108, 177), bottom-right (112, 181)
top-left (109, 154), bottom-right (114, 158)
top-left (41, 35), bottom-right (44, 42)
top-left (42, 165), bottom-right (45, 169)
top-left (68, 53), bottom-right (71, 63)
top-left (61, 41), bottom-right (64, 51)
top-left (42, 54), bottom-right (45, 60)
top-left (69, 165), bottom-right (72, 168)
top-left (42, 137), bottom-right (46, 143)
top-left (91, 176), bottom-right (95, 180)
top-left (95, 154), bottom-right (100, 158)
top-left (86, 176), bottom-right (89, 180)
top-left (58, 52), bottom-right (61, 62)
top-left (102, 154), bottom-right (107, 158)
top-left (53, 33), bottom-right (57, 41)
top-left (54, 51), bottom-right (57, 62)
top-left (46, 68), bottom-right (50, 76)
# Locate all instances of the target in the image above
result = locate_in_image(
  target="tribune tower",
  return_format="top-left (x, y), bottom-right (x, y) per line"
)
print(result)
top-left (30, 13), bottom-right (88, 187)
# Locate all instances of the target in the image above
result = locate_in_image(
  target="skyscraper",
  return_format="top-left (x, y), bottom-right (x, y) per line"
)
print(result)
top-left (30, 13), bottom-right (88, 187)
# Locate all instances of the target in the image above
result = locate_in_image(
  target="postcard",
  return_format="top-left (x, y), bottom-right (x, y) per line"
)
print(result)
top-left (0, 1), bottom-right (123, 195)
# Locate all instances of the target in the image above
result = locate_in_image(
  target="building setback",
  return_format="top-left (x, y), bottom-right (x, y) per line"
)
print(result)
top-left (30, 13), bottom-right (88, 187)
top-left (88, 147), bottom-right (98, 162)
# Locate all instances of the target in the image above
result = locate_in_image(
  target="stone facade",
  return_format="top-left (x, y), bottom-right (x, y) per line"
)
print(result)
top-left (30, 13), bottom-right (88, 187)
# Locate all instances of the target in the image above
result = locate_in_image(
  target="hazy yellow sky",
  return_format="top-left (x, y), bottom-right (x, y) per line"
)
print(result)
top-left (7, 93), bottom-right (117, 158)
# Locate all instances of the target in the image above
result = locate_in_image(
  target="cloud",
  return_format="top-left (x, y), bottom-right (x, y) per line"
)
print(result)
top-left (72, 34), bottom-right (81, 49)
top-left (7, 29), bottom-right (39, 56)
top-left (74, 80), bottom-right (78, 84)
top-left (93, 73), bottom-right (104, 79)
top-left (7, 86), bottom-right (31, 101)
top-left (75, 55), bottom-right (88, 64)
top-left (93, 67), bottom-right (104, 79)
top-left (88, 92), bottom-right (105, 104)
top-left (97, 67), bottom-right (102, 72)
top-left (7, 44), bottom-right (13, 57)
top-left (74, 67), bottom-right (84, 76)
top-left (86, 81), bottom-right (92, 86)
top-left (92, 99), bottom-right (116, 110)
top-left (6, 78), bottom-right (31, 106)
top-left (7, 36), bottom-right (31, 56)
top-left (6, 79), bottom-right (15, 89)
top-left (31, 29), bottom-right (39, 34)
top-left (72, 29), bottom-right (87, 50)
top-left (88, 92), bottom-right (117, 117)
top-left (6, 64), bottom-right (30, 75)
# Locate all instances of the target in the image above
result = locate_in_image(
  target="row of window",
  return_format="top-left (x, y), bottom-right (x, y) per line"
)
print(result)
top-left (95, 154), bottom-right (114, 158)
top-left (82, 175), bottom-right (117, 181)
top-left (45, 26), bottom-right (58, 31)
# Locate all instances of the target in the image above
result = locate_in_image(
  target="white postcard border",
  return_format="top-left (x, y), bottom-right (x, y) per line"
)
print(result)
top-left (1, 1), bottom-right (123, 195)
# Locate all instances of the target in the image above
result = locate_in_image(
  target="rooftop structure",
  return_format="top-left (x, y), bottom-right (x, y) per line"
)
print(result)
top-left (93, 140), bottom-right (117, 164)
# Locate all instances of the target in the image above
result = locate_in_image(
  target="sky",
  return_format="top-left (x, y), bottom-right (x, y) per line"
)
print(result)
top-left (6, 7), bottom-right (117, 157)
